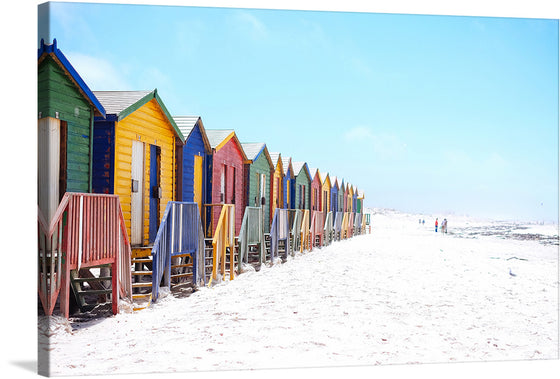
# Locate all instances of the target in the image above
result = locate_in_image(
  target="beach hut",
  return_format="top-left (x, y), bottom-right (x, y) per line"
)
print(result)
top-left (309, 168), bottom-right (322, 212)
top-left (345, 182), bottom-right (353, 212)
top-left (241, 142), bottom-right (273, 233)
top-left (321, 171), bottom-right (331, 218)
top-left (330, 176), bottom-right (339, 216)
top-left (92, 90), bottom-right (185, 247)
top-left (38, 39), bottom-right (106, 223)
top-left (353, 185), bottom-right (358, 214)
top-left (282, 157), bottom-right (295, 209)
top-left (269, 153), bottom-right (284, 223)
top-left (173, 116), bottom-right (211, 214)
top-left (293, 162), bottom-right (312, 211)
top-left (338, 179), bottom-right (346, 214)
top-left (357, 189), bottom-right (364, 214)
top-left (205, 130), bottom-right (247, 236)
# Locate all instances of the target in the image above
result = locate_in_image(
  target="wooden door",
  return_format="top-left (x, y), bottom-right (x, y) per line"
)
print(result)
top-left (193, 155), bottom-right (203, 213)
top-left (149, 144), bottom-right (160, 244)
top-left (131, 140), bottom-right (144, 246)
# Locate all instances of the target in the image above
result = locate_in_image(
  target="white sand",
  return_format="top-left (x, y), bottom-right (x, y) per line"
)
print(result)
top-left (39, 209), bottom-right (558, 376)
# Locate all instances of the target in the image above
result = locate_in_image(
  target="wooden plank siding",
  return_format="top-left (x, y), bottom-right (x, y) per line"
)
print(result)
top-left (321, 172), bottom-right (331, 218)
top-left (270, 154), bottom-right (284, 224)
top-left (282, 157), bottom-right (295, 210)
top-left (309, 168), bottom-right (322, 213)
top-left (38, 55), bottom-right (94, 194)
top-left (209, 135), bottom-right (246, 236)
top-left (179, 123), bottom-right (209, 205)
top-left (293, 162), bottom-right (311, 213)
top-left (114, 99), bottom-right (176, 245)
top-left (242, 144), bottom-right (273, 234)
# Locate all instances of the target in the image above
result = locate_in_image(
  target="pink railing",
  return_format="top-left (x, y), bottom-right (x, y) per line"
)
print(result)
top-left (310, 210), bottom-right (325, 248)
top-left (38, 193), bottom-right (132, 318)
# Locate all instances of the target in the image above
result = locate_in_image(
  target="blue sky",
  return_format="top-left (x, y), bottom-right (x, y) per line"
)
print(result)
top-left (38, 1), bottom-right (559, 222)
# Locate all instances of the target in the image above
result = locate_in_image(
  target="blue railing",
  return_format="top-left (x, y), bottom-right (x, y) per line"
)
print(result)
top-left (151, 202), bottom-right (202, 302)
top-left (270, 208), bottom-right (290, 262)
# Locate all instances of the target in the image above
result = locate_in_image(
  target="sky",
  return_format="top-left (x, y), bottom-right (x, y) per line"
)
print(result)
top-left (36, 0), bottom-right (559, 222)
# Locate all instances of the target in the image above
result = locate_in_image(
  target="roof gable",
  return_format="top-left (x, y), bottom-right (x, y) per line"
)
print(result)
top-left (173, 116), bottom-right (211, 152)
top-left (206, 129), bottom-right (248, 160)
top-left (241, 143), bottom-right (273, 167)
top-left (293, 161), bottom-right (311, 181)
top-left (94, 89), bottom-right (185, 142)
top-left (38, 39), bottom-right (106, 118)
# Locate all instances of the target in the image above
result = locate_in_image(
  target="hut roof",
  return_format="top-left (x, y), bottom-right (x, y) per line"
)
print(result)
top-left (172, 116), bottom-right (211, 152)
top-left (292, 161), bottom-right (311, 180)
top-left (38, 39), bottom-right (106, 118)
top-left (93, 89), bottom-right (185, 142)
top-left (206, 129), bottom-right (248, 160)
top-left (281, 157), bottom-right (293, 177)
top-left (241, 143), bottom-right (273, 167)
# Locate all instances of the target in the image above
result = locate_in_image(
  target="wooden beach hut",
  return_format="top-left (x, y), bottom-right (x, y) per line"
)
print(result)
top-left (357, 189), bottom-right (364, 214)
top-left (92, 90), bottom-right (185, 247)
top-left (292, 161), bottom-right (311, 211)
top-left (241, 142), bottom-right (273, 233)
top-left (309, 168), bottom-right (322, 212)
top-left (38, 39), bottom-right (106, 223)
top-left (330, 176), bottom-right (339, 216)
top-left (205, 130), bottom-right (247, 236)
top-left (321, 171), bottom-right (331, 218)
top-left (282, 157), bottom-right (295, 210)
top-left (353, 185), bottom-right (358, 214)
top-left (173, 116), bottom-right (211, 214)
top-left (338, 179), bottom-right (346, 214)
top-left (269, 153), bottom-right (284, 223)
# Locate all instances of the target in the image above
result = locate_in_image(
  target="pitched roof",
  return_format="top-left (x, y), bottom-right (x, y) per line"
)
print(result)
top-left (172, 116), bottom-right (211, 152)
top-left (38, 39), bottom-right (106, 118)
top-left (281, 157), bottom-right (293, 177)
top-left (331, 176), bottom-right (339, 188)
top-left (292, 161), bottom-right (311, 180)
top-left (206, 129), bottom-right (248, 160)
top-left (308, 167), bottom-right (321, 183)
top-left (93, 89), bottom-right (185, 142)
top-left (269, 152), bottom-right (280, 166)
top-left (241, 142), bottom-right (266, 162)
top-left (205, 129), bottom-right (235, 149)
top-left (94, 90), bottom-right (152, 115)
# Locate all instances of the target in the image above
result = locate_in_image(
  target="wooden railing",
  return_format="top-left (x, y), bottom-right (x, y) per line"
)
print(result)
top-left (323, 211), bottom-right (333, 246)
top-left (289, 209), bottom-right (302, 255)
top-left (341, 212), bottom-right (349, 239)
top-left (300, 210), bottom-right (310, 252)
top-left (270, 208), bottom-right (290, 263)
top-left (238, 206), bottom-right (264, 271)
top-left (354, 213), bottom-right (363, 236)
top-left (38, 193), bottom-right (132, 318)
top-left (210, 204), bottom-right (235, 284)
top-left (333, 211), bottom-right (343, 241)
top-left (310, 210), bottom-right (325, 248)
top-left (151, 202), bottom-right (202, 302)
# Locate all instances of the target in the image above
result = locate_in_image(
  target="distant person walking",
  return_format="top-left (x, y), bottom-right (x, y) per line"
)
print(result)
top-left (442, 218), bottom-right (448, 234)
top-left (435, 218), bottom-right (438, 232)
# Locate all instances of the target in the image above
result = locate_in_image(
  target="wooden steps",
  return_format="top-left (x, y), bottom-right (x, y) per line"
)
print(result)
top-left (69, 265), bottom-right (113, 314)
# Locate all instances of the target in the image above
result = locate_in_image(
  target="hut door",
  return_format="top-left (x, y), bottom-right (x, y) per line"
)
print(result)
top-left (131, 140), bottom-right (145, 246)
top-left (226, 166), bottom-right (235, 204)
top-left (193, 155), bottom-right (203, 213)
top-left (149, 145), bottom-right (161, 244)
top-left (37, 117), bottom-right (60, 224)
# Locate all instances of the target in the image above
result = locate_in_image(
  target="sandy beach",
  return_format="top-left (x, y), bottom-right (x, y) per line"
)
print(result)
top-left (39, 209), bottom-right (558, 376)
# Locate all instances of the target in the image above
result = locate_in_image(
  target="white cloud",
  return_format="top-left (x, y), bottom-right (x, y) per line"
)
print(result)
top-left (234, 11), bottom-right (268, 40)
top-left (66, 52), bottom-right (131, 91)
